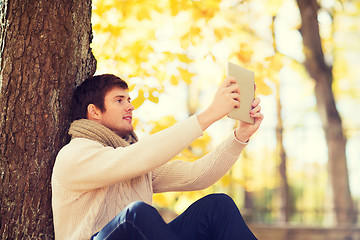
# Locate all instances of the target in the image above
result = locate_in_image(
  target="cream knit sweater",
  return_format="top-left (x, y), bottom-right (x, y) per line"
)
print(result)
top-left (51, 116), bottom-right (247, 240)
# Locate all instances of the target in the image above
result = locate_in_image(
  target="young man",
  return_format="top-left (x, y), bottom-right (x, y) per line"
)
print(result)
top-left (51, 74), bottom-right (263, 240)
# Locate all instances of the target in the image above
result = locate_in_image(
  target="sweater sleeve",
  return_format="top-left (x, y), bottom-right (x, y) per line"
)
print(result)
top-left (52, 115), bottom-right (203, 191)
top-left (152, 132), bottom-right (247, 193)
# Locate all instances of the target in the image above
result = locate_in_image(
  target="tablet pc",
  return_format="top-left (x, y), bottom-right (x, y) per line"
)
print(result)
top-left (227, 62), bottom-right (255, 124)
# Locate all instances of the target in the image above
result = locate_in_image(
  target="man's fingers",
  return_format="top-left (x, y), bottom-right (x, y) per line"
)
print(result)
top-left (252, 97), bottom-right (260, 107)
top-left (221, 77), bottom-right (236, 88)
top-left (228, 83), bottom-right (240, 94)
top-left (231, 93), bottom-right (241, 106)
top-left (254, 112), bottom-right (264, 121)
top-left (250, 105), bottom-right (261, 115)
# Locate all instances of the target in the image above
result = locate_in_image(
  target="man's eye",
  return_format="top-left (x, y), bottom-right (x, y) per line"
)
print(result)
top-left (117, 99), bottom-right (123, 103)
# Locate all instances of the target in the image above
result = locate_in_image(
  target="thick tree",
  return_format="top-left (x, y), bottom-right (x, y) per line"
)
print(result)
top-left (0, 0), bottom-right (96, 238)
top-left (296, 0), bottom-right (356, 224)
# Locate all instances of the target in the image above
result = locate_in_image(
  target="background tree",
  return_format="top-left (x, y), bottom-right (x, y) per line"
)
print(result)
top-left (0, 0), bottom-right (96, 238)
top-left (296, 0), bottom-right (356, 224)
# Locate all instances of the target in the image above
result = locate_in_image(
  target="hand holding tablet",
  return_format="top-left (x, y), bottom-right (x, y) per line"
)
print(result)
top-left (197, 62), bottom-right (262, 137)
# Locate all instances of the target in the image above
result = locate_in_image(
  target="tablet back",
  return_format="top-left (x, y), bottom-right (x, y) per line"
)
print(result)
top-left (227, 62), bottom-right (255, 124)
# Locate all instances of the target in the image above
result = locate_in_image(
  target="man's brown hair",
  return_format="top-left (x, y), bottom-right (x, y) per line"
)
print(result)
top-left (72, 74), bottom-right (129, 121)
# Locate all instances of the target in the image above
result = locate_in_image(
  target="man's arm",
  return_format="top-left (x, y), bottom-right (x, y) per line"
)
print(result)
top-left (53, 115), bottom-right (203, 191)
top-left (152, 94), bottom-right (264, 193)
top-left (152, 132), bottom-right (247, 193)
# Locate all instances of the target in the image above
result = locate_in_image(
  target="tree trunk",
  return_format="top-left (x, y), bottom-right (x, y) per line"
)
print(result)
top-left (271, 15), bottom-right (290, 223)
top-left (296, 0), bottom-right (356, 224)
top-left (276, 84), bottom-right (290, 223)
top-left (0, 0), bottom-right (96, 238)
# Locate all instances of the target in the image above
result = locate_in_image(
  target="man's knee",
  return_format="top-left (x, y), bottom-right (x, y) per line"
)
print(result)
top-left (205, 193), bottom-right (234, 204)
top-left (123, 201), bottom-right (169, 233)
top-left (127, 201), bottom-right (151, 211)
top-left (126, 201), bottom-right (156, 217)
top-left (203, 193), bottom-right (238, 212)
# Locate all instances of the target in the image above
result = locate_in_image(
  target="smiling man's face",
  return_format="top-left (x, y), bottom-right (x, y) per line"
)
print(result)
top-left (97, 86), bottom-right (134, 137)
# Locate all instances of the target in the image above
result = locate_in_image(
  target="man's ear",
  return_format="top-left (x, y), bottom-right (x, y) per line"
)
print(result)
top-left (87, 104), bottom-right (102, 120)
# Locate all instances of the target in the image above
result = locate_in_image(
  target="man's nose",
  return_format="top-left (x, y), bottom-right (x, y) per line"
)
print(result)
top-left (127, 102), bottom-right (134, 112)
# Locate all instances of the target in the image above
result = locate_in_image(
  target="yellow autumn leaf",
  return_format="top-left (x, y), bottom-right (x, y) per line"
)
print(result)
top-left (214, 27), bottom-right (232, 41)
top-left (169, 0), bottom-right (193, 16)
top-left (177, 53), bottom-right (192, 64)
top-left (139, 43), bottom-right (154, 61)
top-left (153, 192), bottom-right (179, 208)
top-left (220, 174), bottom-right (231, 187)
top-left (236, 48), bottom-right (253, 64)
top-left (170, 75), bottom-right (179, 85)
top-left (255, 77), bottom-right (273, 96)
top-left (162, 52), bottom-right (177, 62)
top-left (131, 117), bottom-right (140, 129)
top-left (170, 1), bottom-right (181, 16)
top-left (179, 148), bottom-right (195, 160)
top-left (149, 115), bottom-right (177, 134)
top-left (131, 89), bottom-right (145, 108)
top-left (93, 0), bottom-right (118, 16)
top-left (128, 83), bottom-right (136, 92)
top-left (266, 54), bottom-right (284, 72)
top-left (153, 193), bottom-right (167, 207)
top-left (180, 33), bottom-right (190, 49)
top-left (135, 11), bottom-right (149, 22)
top-left (190, 26), bottom-right (201, 36)
top-left (249, 62), bottom-right (273, 95)
top-left (178, 67), bottom-right (195, 84)
top-left (192, 0), bottom-right (221, 19)
top-left (189, 133), bottom-right (212, 155)
top-left (148, 91), bottom-right (159, 104)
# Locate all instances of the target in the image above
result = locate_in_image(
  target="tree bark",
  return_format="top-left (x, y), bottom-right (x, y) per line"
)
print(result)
top-left (296, 0), bottom-right (356, 224)
top-left (0, 0), bottom-right (96, 238)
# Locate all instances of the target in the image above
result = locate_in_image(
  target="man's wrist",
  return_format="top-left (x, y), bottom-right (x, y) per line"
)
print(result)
top-left (197, 108), bottom-right (217, 131)
top-left (234, 130), bottom-right (249, 144)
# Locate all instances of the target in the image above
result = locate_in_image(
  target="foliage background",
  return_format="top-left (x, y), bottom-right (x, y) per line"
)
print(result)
top-left (91, 0), bottom-right (360, 225)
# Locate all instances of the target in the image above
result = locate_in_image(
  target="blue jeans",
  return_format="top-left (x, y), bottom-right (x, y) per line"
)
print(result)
top-left (91, 193), bottom-right (257, 240)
